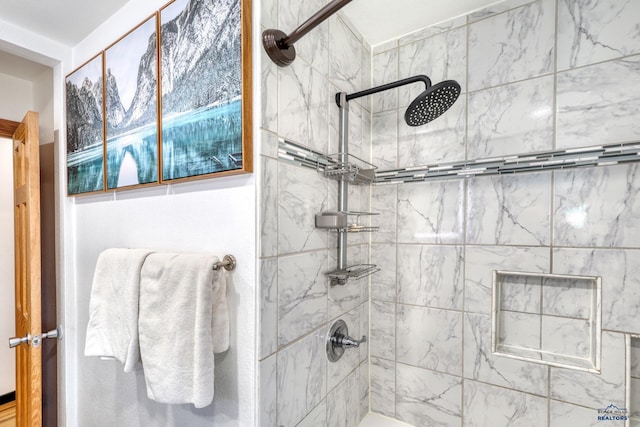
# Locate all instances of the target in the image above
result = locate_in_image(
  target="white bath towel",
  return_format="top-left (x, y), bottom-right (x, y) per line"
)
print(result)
top-left (138, 252), bottom-right (229, 408)
top-left (84, 248), bottom-right (154, 372)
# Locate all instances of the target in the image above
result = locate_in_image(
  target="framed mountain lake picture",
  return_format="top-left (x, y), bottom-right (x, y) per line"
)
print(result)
top-left (65, 53), bottom-right (106, 195)
top-left (159, 0), bottom-right (253, 183)
top-left (104, 14), bottom-right (160, 190)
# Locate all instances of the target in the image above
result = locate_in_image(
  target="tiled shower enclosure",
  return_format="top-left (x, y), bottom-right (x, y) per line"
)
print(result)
top-left (259, 0), bottom-right (640, 425)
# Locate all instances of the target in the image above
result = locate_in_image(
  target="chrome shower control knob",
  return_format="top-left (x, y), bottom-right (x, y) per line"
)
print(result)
top-left (326, 319), bottom-right (366, 362)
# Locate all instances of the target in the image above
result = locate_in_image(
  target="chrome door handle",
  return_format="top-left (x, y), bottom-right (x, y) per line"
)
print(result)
top-left (42, 327), bottom-right (62, 340)
top-left (9, 333), bottom-right (31, 348)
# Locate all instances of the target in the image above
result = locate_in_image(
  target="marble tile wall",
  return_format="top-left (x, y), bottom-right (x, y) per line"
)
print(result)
top-left (258, 0), bottom-right (371, 425)
top-left (370, 0), bottom-right (640, 426)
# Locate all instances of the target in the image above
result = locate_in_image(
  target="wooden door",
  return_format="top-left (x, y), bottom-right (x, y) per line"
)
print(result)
top-left (11, 111), bottom-right (42, 427)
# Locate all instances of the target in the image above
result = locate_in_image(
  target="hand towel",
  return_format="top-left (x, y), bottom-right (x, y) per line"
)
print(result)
top-left (84, 248), bottom-right (154, 372)
top-left (138, 253), bottom-right (229, 408)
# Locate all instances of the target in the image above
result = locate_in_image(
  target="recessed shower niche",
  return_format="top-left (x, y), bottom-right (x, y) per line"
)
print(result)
top-left (492, 271), bottom-right (601, 372)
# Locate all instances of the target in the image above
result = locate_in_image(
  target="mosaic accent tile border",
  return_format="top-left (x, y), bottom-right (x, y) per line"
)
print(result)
top-left (278, 139), bottom-right (640, 184)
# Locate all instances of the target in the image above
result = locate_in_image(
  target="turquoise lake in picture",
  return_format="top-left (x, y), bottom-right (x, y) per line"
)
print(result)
top-left (162, 99), bottom-right (242, 180)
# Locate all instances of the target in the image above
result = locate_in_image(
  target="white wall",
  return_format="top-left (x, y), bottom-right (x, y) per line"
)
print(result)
top-left (0, 138), bottom-right (15, 396)
top-left (66, 0), bottom-right (259, 426)
top-left (0, 72), bottom-right (33, 121)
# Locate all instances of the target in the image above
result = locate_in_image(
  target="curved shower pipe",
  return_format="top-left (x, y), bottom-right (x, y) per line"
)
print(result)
top-left (262, 0), bottom-right (354, 67)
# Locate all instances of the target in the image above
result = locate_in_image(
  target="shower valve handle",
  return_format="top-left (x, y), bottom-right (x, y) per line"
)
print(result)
top-left (332, 333), bottom-right (367, 348)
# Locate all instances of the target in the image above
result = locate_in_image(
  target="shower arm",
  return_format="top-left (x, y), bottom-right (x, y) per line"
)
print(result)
top-left (337, 75), bottom-right (432, 106)
top-left (263, 0), bottom-right (353, 67)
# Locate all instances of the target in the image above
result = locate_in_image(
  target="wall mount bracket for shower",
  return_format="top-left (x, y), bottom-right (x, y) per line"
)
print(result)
top-left (262, 0), bottom-right (353, 67)
top-left (326, 319), bottom-right (366, 362)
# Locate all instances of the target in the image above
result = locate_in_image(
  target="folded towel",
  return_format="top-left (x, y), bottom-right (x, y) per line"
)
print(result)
top-left (138, 253), bottom-right (229, 408)
top-left (84, 248), bottom-right (154, 372)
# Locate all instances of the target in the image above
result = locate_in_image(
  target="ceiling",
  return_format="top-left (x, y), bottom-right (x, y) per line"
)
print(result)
top-left (0, 0), bottom-right (504, 49)
top-left (343, 0), bottom-right (504, 46)
top-left (0, 0), bottom-right (130, 46)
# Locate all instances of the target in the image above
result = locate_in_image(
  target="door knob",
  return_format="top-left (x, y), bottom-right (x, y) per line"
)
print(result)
top-left (9, 333), bottom-right (31, 348)
top-left (42, 327), bottom-right (62, 340)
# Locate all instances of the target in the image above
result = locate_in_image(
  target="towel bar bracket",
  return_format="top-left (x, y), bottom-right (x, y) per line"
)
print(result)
top-left (213, 254), bottom-right (236, 271)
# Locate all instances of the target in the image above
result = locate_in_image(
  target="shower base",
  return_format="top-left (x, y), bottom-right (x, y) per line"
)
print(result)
top-left (359, 413), bottom-right (414, 427)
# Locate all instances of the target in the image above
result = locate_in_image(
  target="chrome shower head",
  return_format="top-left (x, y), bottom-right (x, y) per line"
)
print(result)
top-left (404, 80), bottom-right (461, 126)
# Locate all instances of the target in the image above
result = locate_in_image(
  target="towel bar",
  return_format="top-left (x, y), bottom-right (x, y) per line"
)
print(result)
top-left (213, 254), bottom-right (236, 271)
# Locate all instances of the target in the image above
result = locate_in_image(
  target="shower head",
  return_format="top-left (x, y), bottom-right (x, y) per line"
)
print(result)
top-left (338, 75), bottom-right (461, 126)
top-left (405, 80), bottom-right (461, 127)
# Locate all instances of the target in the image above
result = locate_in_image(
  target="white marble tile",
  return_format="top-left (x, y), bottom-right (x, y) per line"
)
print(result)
top-left (466, 172), bottom-right (551, 246)
top-left (541, 315), bottom-right (591, 359)
top-left (498, 311), bottom-right (541, 350)
top-left (542, 277), bottom-right (593, 319)
top-left (372, 109), bottom-right (398, 170)
top-left (260, 0), bottom-right (277, 31)
top-left (398, 17), bottom-right (467, 46)
top-left (631, 337), bottom-right (640, 378)
top-left (463, 380), bottom-right (548, 427)
top-left (277, 56), bottom-right (330, 152)
top-left (397, 305), bottom-right (463, 376)
top-left (372, 49), bottom-right (399, 113)
top-left (550, 331), bottom-right (625, 408)
top-left (373, 40), bottom-right (398, 55)
top-left (327, 308), bottom-right (361, 392)
top-left (557, 0), bottom-right (640, 71)
top-left (467, 76), bottom-right (554, 160)
top-left (398, 179), bottom-right (465, 244)
top-left (370, 357), bottom-right (395, 418)
top-left (277, 162), bottom-right (328, 255)
top-left (550, 400), bottom-right (624, 427)
top-left (371, 184), bottom-right (397, 244)
top-left (553, 248), bottom-right (640, 335)
top-left (398, 27), bottom-right (467, 107)
top-left (554, 165), bottom-right (640, 248)
top-left (260, 129), bottom-right (279, 159)
top-left (278, 0), bottom-right (329, 74)
top-left (397, 244), bottom-right (464, 310)
top-left (260, 39), bottom-right (278, 133)
top-left (259, 258), bottom-right (278, 359)
top-left (260, 156), bottom-right (278, 258)
top-left (359, 301), bottom-right (369, 363)
top-left (465, 246), bottom-right (550, 315)
top-left (549, 399), bottom-right (608, 427)
top-left (362, 102), bottom-right (372, 156)
top-left (361, 43), bottom-right (372, 109)
top-left (278, 250), bottom-right (328, 346)
top-left (359, 361), bottom-right (369, 419)
top-left (277, 328), bottom-right (327, 426)
top-left (327, 369), bottom-right (361, 427)
top-left (297, 400), bottom-right (327, 427)
top-left (259, 355), bottom-right (277, 427)
top-left (370, 300), bottom-right (395, 360)
top-left (464, 313), bottom-right (549, 396)
top-left (556, 56), bottom-right (640, 149)
top-left (631, 377), bottom-right (640, 419)
top-left (467, 0), bottom-right (536, 23)
top-left (397, 94), bottom-right (466, 166)
top-left (396, 363), bottom-right (462, 426)
top-left (468, 0), bottom-right (555, 91)
top-left (498, 274), bottom-right (542, 314)
top-left (329, 16), bottom-right (363, 94)
top-left (370, 243), bottom-right (396, 302)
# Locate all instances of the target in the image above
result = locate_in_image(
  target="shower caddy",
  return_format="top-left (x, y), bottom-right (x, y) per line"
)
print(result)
top-left (315, 92), bottom-right (381, 286)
